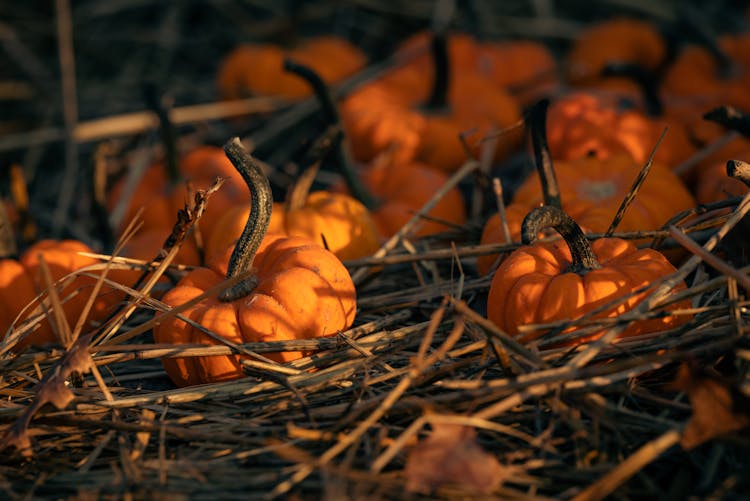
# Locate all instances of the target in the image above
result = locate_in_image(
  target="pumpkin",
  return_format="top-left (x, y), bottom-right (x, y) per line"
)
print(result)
top-left (1, 238), bottom-right (121, 350)
top-left (661, 34), bottom-right (750, 112)
top-left (566, 18), bottom-right (666, 94)
top-left (358, 152), bottom-right (467, 238)
top-left (477, 39), bottom-right (559, 106)
top-left (107, 145), bottom-right (250, 265)
top-left (216, 36), bottom-right (366, 100)
top-left (341, 31), bottom-right (522, 173)
top-left (546, 92), bottom-right (695, 168)
top-left (154, 138), bottom-right (356, 387)
top-left (0, 175), bottom-right (122, 349)
top-left (477, 99), bottom-right (696, 275)
top-left (487, 205), bottom-right (690, 346)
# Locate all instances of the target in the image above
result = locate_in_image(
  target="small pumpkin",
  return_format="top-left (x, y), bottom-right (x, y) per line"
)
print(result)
top-left (341, 31), bottom-right (522, 173)
top-left (566, 18), bottom-right (667, 93)
top-left (477, 39), bottom-right (559, 106)
top-left (1, 238), bottom-right (120, 350)
top-left (358, 152), bottom-right (467, 238)
top-left (487, 205), bottom-right (690, 346)
top-left (546, 92), bottom-right (695, 168)
top-left (154, 138), bottom-right (357, 387)
top-left (0, 173), bottom-right (122, 350)
top-left (477, 99), bottom-right (696, 275)
top-left (217, 36), bottom-right (366, 100)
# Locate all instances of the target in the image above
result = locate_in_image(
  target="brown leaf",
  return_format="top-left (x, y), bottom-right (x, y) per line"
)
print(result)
top-left (1, 333), bottom-right (96, 458)
top-left (673, 362), bottom-right (750, 450)
top-left (403, 422), bottom-right (508, 494)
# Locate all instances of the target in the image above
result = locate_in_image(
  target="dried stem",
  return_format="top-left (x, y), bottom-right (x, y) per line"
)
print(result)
top-left (726, 159), bottom-right (750, 188)
top-left (220, 138), bottom-right (273, 302)
top-left (522, 205), bottom-right (601, 273)
top-left (283, 58), bottom-right (377, 209)
top-left (527, 98), bottom-right (562, 208)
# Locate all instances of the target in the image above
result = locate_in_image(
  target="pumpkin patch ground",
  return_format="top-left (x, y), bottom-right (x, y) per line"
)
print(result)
top-left (1, 1), bottom-right (750, 498)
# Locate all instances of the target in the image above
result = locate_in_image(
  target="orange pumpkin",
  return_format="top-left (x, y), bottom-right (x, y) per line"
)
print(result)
top-left (1, 239), bottom-right (121, 350)
top-left (477, 99), bottom-right (696, 275)
top-left (154, 138), bottom-right (356, 387)
top-left (477, 39), bottom-right (559, 105)
top-left (546, 92), bottom-right (695, 168)
top-left (662, 34), bottom-right (750, 112)
top-left (341, 32), bottom-right (522, 173)
top-left (217, 36), bottom-right (366, 100)
top-left (487, 205), bottom-right (690, 346)
top-left (566, 18), bottom-right (666, 94)
top-left (358, 153), bottom-right (467, 238)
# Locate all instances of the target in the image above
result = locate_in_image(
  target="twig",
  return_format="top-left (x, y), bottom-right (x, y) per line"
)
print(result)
top-left (492, 177), bottom-right (512, 244)
top-left (606, 127), bottom-right (668, 236)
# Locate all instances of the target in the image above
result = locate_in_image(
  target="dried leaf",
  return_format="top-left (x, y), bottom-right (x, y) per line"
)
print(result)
top-left (673, 362), bottom-right (750, 450)
top-left (1, 333), bottom-right (96, 458)
top-left (403, 422), bottom-right (508, 494)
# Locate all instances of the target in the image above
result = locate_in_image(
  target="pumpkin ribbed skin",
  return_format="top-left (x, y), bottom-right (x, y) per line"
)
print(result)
top-left (205, 192), bottom-right (380, 263)
top-left (513, 155), bottom-right (695, 231)
top-left (487, 228), bottom-right (689, 346)
top-left (154, 233), bottom-right (357, 387)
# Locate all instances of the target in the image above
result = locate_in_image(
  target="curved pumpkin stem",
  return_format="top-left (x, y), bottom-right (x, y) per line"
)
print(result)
top-left (600, 62), bottom-right (663, 116)
top-left (727, 159), bottom-right (750, 188)
top-left (283, 58), bottom-right (378, 210)
top-left (527, 99), bottom-right (562, 209)
top-left (220, 137), bottom-right (274, 302)
top-left (522, 205), bottom-right (601, 274)
top-left (424, 31), bottom-right (449, 111)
